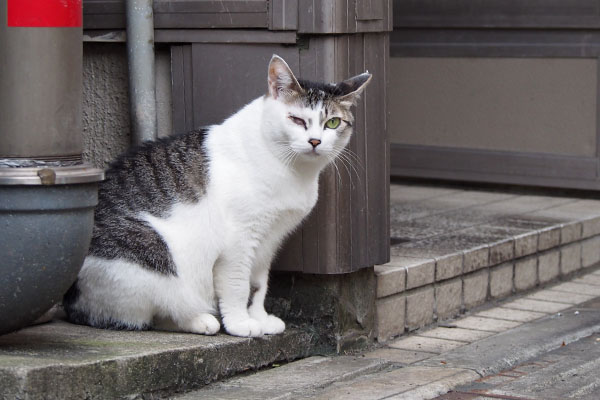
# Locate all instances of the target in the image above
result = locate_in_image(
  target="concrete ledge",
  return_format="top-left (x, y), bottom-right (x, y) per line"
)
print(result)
top-left (0, 320), bottom-right (315, 399)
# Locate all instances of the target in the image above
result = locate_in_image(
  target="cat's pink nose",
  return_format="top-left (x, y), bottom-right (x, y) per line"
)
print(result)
top-left (308, 138), bottom-right (321, 148)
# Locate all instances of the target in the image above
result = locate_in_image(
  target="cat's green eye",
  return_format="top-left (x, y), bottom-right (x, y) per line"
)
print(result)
top-left (325, 117), bottom-right (341, 129)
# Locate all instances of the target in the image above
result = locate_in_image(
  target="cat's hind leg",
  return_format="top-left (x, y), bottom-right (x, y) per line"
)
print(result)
top-left (65, 256), bottom-right (156, 330)
top-left (150, 275), bottom-right (221, 335)
top-left (155, 312), bottom-right (220, 335)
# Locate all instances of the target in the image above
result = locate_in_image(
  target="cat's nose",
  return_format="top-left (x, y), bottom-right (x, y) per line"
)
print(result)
top-left (308, 138), bottom-right (321, 148)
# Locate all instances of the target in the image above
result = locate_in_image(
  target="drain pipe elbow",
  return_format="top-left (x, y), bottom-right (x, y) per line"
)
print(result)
top-left (126, 0), bottom-right (157, 145)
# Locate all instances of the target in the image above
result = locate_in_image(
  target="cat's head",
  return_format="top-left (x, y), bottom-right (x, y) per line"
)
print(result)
top-left (263, 55), bottom-right (371, 169)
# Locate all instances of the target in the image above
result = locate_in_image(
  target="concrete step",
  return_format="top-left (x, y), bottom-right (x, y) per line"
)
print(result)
top-left (182, 270), bottom-right (600, 399)
top-left (174, 355), bottom-right (390, 400)
top-left (0, 321), bottom-right (315, 399)
top-left (377, 183), bottom-right (600, 341)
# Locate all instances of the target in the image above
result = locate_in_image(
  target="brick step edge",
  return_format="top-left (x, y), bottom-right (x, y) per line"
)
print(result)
top-left (375, 224), bottom-right (600, 341)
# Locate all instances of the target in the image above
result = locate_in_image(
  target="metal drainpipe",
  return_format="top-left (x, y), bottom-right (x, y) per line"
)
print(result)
top-left (126, 0), bottom-right (157, 145)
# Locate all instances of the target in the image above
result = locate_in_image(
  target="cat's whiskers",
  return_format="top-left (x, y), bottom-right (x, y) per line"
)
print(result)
top-left (336, 146), bottom-right (364, 170)
top-left (331, 146), bottom-right (363, 187)
top-left (282, 150), bottom-right (297, 170)
top-left (326, 154), bottom-right (344, 187)
top-left (271, 141), bottom-right (297, 169)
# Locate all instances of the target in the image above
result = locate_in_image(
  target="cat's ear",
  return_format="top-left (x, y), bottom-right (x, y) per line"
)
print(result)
top-left (268, 55), bottom-right (303, 100)
top-left (336, 72), bottom-right (372, 108)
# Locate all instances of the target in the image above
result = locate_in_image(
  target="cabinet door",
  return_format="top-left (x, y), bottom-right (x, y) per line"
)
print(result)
top-left (390, 0), bottom-right (600, 190)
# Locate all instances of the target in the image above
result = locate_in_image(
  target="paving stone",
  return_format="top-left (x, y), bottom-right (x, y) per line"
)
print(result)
top-left (389, 335), bottom-right (465, 354)
top-left (560, 243), bottom-right (582, 275)
top-left (183, 356), bottom-right (388, 400)
top-left (389, 184), bottom-right (461, 204)
top-left (417, 327), bottom-right (493, 343)
top-left (526, 289), bottom-right (595, 305)
top-left (514, 232), bottom-right (538, 258)
top-left (390, 368), bottom-right (480, 400)
top-left (390, 244), bottom-right (447, 260)
top-left (582, 216), bottom-right (600, 238)
top-left (573, 274), bottom-right (600, 286)
top-left (391, 203), bottom-right (452, 226)
top-left (435, 252), bottom-right (463, 281)
top-left (463, 245), bottom-right (490, 273)
top-left (531, 199), bottom-right (600, 222)
top-left (478, 194), bottom-right (570, 216)
top-left (469, 335), bottom-right (600, 400)
top-left (405, 286), bottom-right (435, 331)
top-left (476, 307), bottom-right (546, 323)
top-left (395, 225), bottom-right (511, 262)
top-left (376, 295), bottom-right (406, 341)
top-left (463, 269), bottom-right (489, 309)
top-left (581, 236), bottom-right (600, 268)
top-left (375, 259), bottom-right (408, 298)
top-left (551, 281), bottom-right (600, 297)
top-left (491, 215), bottom-right (559, 232)
top-left (501, 298), bottom-right (571, 314)
top-left (406, 259), bottom-right (435, 290)
top-left (443, 190), bottom-right (517, 208)
top-left (307, 367), bottom-right (471, 400)
top-left (457, 224), bottom-right (528, 247)
top-left (489, 238), bottom-right (514, 266)
top-left (489, 262), bottom-right (513, 299)
top-left (538, 249), bottom-right (560, 284)
top-left (363, 348), bottom-right (436, 364)
top-left (452, 316), bottom-right (522, 332)
top-left (391, 211), bottom-right (483, 241)
top-left (435, 279), bottom-right (462, 320)
top-left (538, 226), bottom-right (561, 251)
top-left (514, 256), bottom-right (538, 291)
top-left (561, 221), bottom-right (582, 244)
top-left (418, 296), bottom-right (600, 380)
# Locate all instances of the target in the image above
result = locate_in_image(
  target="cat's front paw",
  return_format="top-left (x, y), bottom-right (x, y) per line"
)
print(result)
top-left (260, 315), bottom-right (285, 335)
top-left (225, 318), bottom-right (263, 337)
top-left (189, 313), bottom-right (221, 335)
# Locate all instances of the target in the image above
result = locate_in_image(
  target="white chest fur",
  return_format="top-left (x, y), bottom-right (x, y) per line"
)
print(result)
top-left (143, 98), bottom-right (321, 283)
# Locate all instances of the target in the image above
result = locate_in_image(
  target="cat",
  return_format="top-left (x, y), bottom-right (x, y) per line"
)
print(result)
top-left (63, 55), bottom-right (371, 337)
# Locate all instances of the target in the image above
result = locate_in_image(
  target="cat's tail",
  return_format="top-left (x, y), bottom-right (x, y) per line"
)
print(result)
top-left (62, 280), bottom-right (89, 326)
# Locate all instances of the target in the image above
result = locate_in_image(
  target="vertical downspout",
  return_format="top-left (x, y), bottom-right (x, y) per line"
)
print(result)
top-left (126, 0), bottom-right (157, 145)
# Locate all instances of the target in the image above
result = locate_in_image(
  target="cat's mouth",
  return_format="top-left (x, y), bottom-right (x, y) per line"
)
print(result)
top-left (300, 148), bottom-right (323, 158)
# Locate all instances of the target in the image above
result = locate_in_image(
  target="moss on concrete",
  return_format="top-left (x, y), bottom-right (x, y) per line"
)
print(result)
top-left (0, 320), bottom-right (316, 399)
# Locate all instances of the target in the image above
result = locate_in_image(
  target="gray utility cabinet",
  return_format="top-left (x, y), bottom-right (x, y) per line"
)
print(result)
top-left (83, 0), bottom-right (391, 274)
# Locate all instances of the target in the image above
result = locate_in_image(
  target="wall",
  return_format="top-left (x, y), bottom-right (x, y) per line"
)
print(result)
top-left (390, 57), bottom-right (597, 157)
top-left (82, 43), bottom-right (172, 169)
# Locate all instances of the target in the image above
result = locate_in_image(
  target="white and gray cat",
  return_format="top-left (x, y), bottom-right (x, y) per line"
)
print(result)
top-left (63, 55), bottom-right (371, 337)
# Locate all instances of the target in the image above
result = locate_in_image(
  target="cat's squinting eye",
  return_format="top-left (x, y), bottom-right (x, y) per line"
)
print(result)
top-left (289, 116), bottom-right (307, 129)
top-left (325, 117), bottom-right (341, 129)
